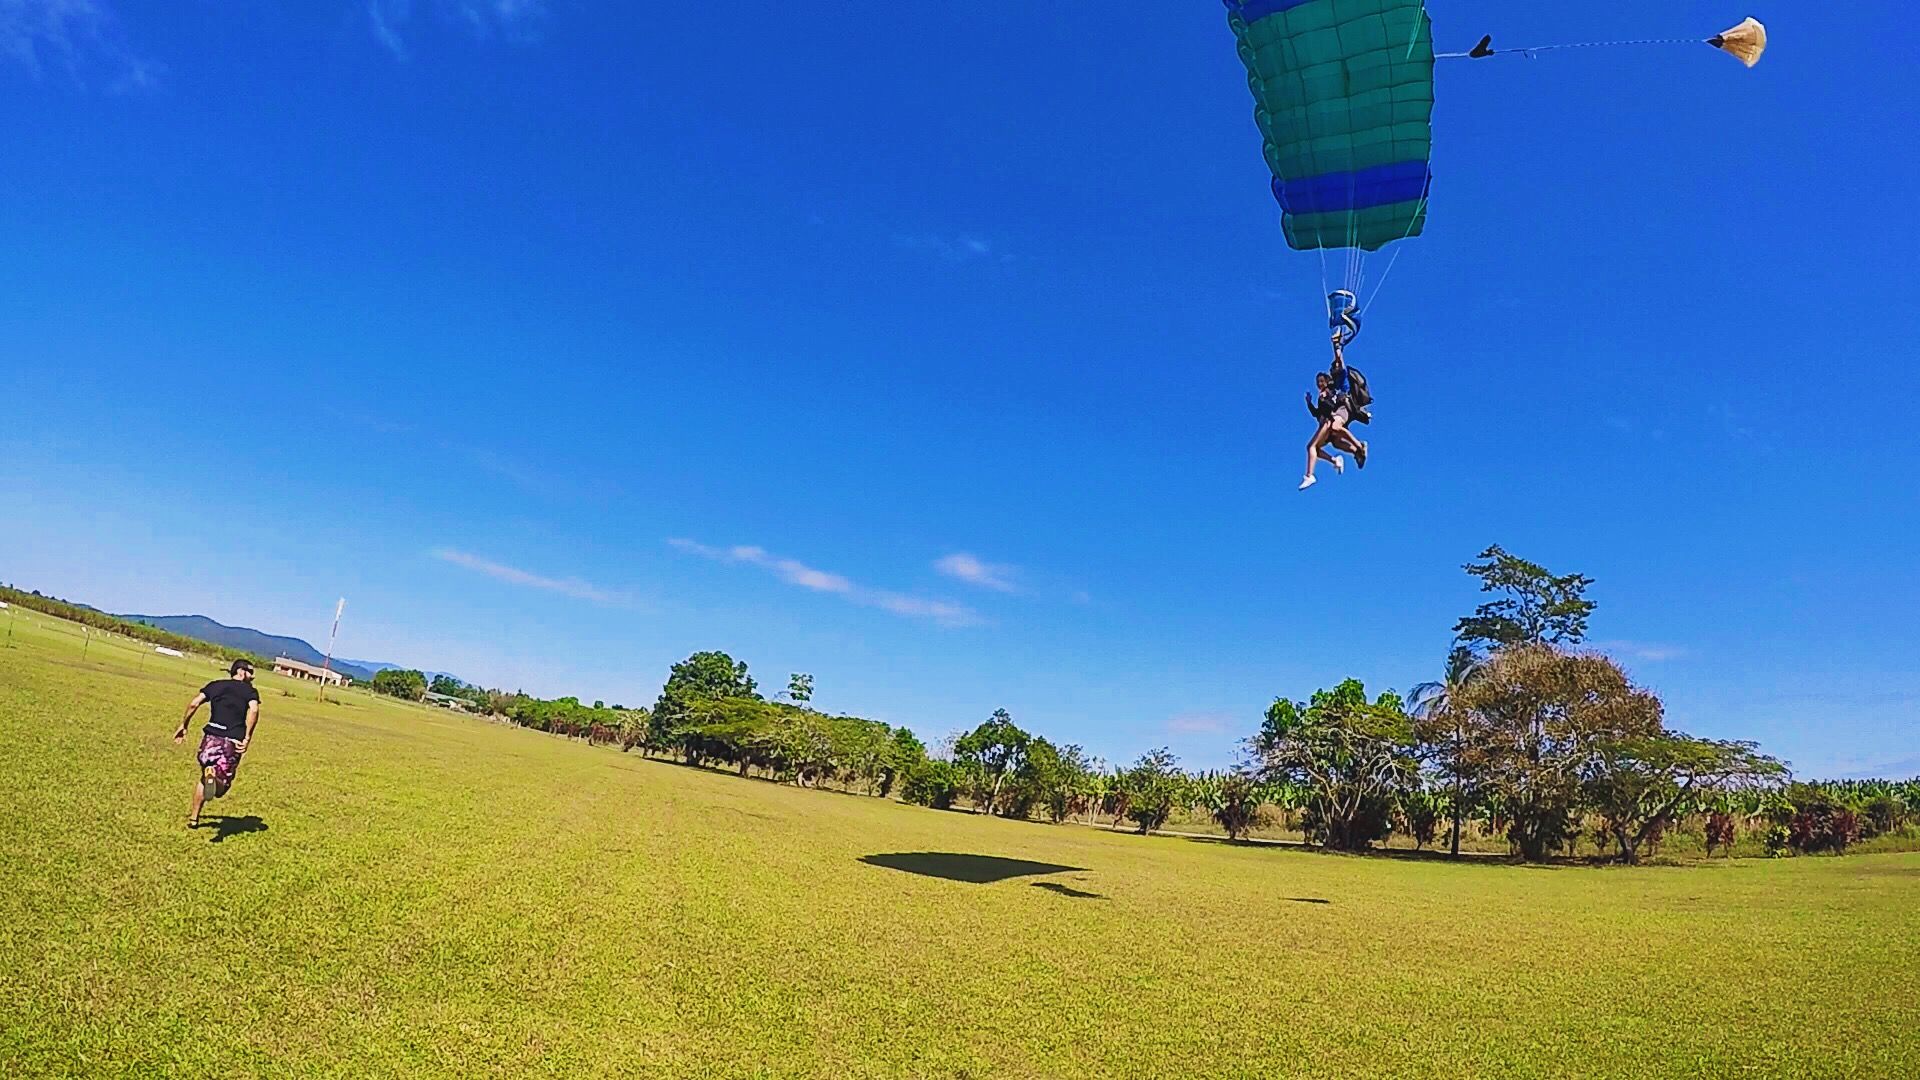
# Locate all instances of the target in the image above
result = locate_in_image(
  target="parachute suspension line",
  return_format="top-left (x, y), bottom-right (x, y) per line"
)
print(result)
top-left (1435, 36), bottom-right (1702, 60)
top-left (1365, 190), bottom-right (1429, 313)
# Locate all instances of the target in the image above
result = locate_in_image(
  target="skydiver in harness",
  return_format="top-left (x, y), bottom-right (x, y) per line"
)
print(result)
top-left (1298, 292), bottom-right (1371, 491)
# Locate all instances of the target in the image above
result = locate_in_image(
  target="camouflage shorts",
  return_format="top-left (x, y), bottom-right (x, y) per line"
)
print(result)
top-left (196, 734), bottom-right (242, 796)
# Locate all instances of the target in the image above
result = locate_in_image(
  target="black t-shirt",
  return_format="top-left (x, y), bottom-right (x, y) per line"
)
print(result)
top-left (200, 679), bottom-right (259, 739)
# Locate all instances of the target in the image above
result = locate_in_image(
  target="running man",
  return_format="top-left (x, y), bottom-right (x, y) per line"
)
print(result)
top-left (173, 659), bottom-right (261, 828)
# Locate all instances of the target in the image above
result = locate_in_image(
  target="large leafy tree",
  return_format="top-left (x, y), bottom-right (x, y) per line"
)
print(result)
top-left (833, 717), bottom-right (895, 794)
top-left (1253, 679), bottom-right (1417, 852)
top-left (764, 705), bottom-right (837, 786)
top-left (1453, 545), bottom-right (1596, 658)
top-left (901, 759), bottom-right (962, 810)
top-left (1584, 735), bottom-right (1786, 864)
top-left (371, 667), bottom-right (428, 701)
top-left (1412, 546), bottom-right (1598, 854)
top-left (1120, 748), bottom-right (1183, 835)
top-left (1014, 739), bottom-right (1097, 823)
top-left (1454, 646), bottom-right (1663, 861)
top-left (650, 650), bottom-right (760, 759)
top-left (615, 705), bottom-right (651, 751)
top-left (953, 709), bottom-right (1031, 816)
top-left (677, 697), bottom-right (779, 774)
top-left (880, 726), bottom-right (927, 798)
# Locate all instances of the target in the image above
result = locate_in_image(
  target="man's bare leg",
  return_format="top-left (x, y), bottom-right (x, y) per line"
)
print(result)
top-left (1328, 423), bottom-right (1367, 467)
top-left (187, 772), bottom-right (208, 827)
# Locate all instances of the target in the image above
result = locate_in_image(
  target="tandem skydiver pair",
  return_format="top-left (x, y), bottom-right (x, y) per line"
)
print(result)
top-left (1298, 292), bottom-right (1370, 492)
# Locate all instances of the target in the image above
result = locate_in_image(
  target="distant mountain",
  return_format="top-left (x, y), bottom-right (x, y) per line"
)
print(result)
top-left (118, 615), bottom-right (376, 682)
top-left (336, 659), bottom-right (461, 684)
top-left (335, 658), bottom-right (407, 675)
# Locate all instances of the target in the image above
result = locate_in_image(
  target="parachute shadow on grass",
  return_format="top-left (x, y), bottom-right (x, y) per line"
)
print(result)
top-left (1031, 881), bottom-right (1106, 901)
top-left (859, 852), bottom-right (1082, 885)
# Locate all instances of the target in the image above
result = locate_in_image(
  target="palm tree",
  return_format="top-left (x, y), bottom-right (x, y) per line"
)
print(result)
top-left (1409, 647), bottom-right (1480, 858)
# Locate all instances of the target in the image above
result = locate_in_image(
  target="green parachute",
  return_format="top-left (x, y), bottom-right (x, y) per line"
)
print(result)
top-left (1223, 2), bottom-right (1768, 344)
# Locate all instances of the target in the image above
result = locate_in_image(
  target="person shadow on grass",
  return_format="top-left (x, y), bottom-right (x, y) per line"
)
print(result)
top-left (193, 815), bottom-right (268, 844)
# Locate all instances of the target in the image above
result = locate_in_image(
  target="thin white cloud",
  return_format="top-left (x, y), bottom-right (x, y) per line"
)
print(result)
top-left (367, 0), bottom-right (408, 58)
top-left (1844, 755), bottom-right (1920, 781)
top-left (891, 232), bottom-right (1008, 263)
top-left (367, 0), bottom-right (547, 58)
top-left (2, 0), bottom-right (102, 70)
top-left (1167, 712), bottom-right (1232, 736)
top-left (1590, 640), bottom-right (1689, 663)
top-left (669, 538), bottom-right (981, 628)
top-left (934, 552), bottom-right (1019, 594)
top-left (456, 0), bottom-right (546, 41)
top-left (867, 593), bottom-right (978, 626)
top-left (2, 0), bottom-right (154, 88)
top-left (432, 548), bottom-right (634, 607)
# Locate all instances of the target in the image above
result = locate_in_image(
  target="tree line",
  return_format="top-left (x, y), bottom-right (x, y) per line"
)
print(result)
top-left (353, 549), bottom-right (1920, 864)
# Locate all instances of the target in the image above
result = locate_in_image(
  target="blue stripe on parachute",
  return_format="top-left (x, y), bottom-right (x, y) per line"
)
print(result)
top-left (1271, 160), bottom-right (1432, 215)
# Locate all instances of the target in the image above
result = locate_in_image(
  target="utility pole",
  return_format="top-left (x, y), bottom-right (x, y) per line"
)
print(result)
top-left (319, 598), bottom-right (345, 701)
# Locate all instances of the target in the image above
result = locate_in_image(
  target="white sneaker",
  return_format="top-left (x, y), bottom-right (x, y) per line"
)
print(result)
top-left (1297, 474), bottom-right (1317, 491)
top-left (1330, 455), bottom-right (1345, 474)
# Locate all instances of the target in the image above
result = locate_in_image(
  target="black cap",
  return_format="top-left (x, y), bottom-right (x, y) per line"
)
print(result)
top-left (230, 659), bottom-right (255, 675)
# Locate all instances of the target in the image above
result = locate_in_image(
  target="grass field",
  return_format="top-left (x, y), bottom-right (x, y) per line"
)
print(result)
top-left (2, 607), bottom-right (1917, 1078)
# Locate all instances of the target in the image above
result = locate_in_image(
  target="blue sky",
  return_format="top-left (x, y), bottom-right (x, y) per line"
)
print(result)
top-left (3, 2), bottom-right (1915, 777)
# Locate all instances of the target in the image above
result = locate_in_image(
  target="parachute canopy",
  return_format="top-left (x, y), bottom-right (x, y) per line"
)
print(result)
top-left (1225, 0), bottom-right (1436, 253)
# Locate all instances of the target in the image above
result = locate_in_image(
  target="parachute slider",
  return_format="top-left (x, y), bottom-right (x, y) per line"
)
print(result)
top-left (1328, 290), bottom-right (1361, 349)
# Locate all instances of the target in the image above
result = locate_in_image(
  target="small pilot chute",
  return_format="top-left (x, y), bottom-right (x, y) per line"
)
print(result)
top-left (1709, 18), bottom-right (1768, 68)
